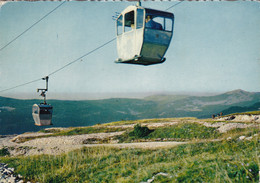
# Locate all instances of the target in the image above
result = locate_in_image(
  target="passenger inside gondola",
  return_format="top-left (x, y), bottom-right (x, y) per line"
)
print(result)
top-left (145, 15), bottom-right (162, 30)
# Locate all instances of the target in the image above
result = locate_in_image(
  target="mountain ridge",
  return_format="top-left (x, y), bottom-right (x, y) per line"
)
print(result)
top-left (0, 89), bottom-right (259, 135)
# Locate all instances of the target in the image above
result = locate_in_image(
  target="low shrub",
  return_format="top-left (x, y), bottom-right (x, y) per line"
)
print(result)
top-left (0, 148), bottom-right (10, 156)
top-left (129, 124), bottom-right (154, 138)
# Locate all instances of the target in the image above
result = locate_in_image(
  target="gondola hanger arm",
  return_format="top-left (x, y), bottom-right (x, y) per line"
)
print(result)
top-left (37, 76), bottom-right (49, 104)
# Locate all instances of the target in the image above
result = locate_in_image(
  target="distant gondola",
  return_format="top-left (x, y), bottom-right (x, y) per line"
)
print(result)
top-left (115, 3), bottom-right (174, 65)
top-left (32, 103), bottom-right (53, 126)
top-left (32, 76), bottom-right (53, 126)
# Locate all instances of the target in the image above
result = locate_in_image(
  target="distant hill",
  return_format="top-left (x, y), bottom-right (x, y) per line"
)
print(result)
top-left (220, 102), bottom-right (260, 115)
top-left (0, 89), bottom-right (260, 135)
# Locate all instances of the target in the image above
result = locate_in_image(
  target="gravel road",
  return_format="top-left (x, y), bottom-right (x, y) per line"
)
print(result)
top-left (0, 132), bottom-right (185, 156)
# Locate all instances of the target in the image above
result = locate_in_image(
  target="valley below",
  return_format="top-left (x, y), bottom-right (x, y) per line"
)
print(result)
top-left (1, 89), bottom-right (260, 135)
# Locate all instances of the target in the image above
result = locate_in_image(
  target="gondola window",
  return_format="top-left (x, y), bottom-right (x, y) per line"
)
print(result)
top-left (117, 15), bottom-right (123, 35)
top-left (124, 11), bottom-right (135, 32)
top-left (136, 9), bottom-right (144, 29)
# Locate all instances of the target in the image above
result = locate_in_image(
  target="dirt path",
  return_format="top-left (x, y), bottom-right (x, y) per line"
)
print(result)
top-left (0, 121), bottom-right (188, 156)
top-left (0, 132), bottom-right (185, 156)
top-left (84, 141), bottom-right (187, 149)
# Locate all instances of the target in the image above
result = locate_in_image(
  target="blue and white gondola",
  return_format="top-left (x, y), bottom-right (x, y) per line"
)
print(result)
top-left (115, 4), bottom-right (174, 65)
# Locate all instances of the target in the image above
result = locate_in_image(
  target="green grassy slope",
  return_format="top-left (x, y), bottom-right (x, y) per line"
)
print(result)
top-left (1, 141), bottom-right (259, 183)
top-left (0, 118), bottom-right (259, 183)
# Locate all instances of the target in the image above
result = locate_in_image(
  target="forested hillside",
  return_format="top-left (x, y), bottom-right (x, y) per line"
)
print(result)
top-left (1, 89), bottom-right (259, 135)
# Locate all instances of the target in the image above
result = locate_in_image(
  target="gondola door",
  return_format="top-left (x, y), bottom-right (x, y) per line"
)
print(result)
top-left (116, 6), bottom-right (145, 64)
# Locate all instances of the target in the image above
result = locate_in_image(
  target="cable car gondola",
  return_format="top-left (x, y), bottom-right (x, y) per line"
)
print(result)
top-left (115, 3), bottom-right (174, 66)
top-left (32, 76), bottom-right (53, 126)
top-left (32, 103), bottom-right (53, 126)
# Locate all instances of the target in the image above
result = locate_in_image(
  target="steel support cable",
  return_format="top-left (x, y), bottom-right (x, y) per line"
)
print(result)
top-left (0, 78), bottom-right (42, 93)
top-left (165, 1), bottom-right (184, 11)
top-left (0, 37), bottom-right (116, 93)
top-left (48, 37), bottom-right (116, 77)
top-left (0, 1), bottom-right (183, 93)
top-left (0, 1), bottom-right (66, 52)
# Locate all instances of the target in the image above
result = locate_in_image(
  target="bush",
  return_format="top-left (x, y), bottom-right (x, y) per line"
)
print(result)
top-left (0, 148), bottom-right (10, 156)
top-left (129, 124), bottom-right (154, 138)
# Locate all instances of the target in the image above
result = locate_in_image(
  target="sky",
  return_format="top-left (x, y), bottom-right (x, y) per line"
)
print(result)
top-left (0, 1), bottom-right (260, 100)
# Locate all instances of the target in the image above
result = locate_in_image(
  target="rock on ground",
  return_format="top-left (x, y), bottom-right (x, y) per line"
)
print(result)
top-left (0, 163), bottom-right (24, 183)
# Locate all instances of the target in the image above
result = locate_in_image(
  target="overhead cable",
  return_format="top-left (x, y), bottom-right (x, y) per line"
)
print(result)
top-left (0, 37), bottom-right (116, 93)
top-left (48, 37), bottom-right (116, 77)
top-left (0, 78), bottom-right (42, 93)
top-left (165, 1), bottom-right (184, 11)
top-left (0, 1), bottom-right (66, 52)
